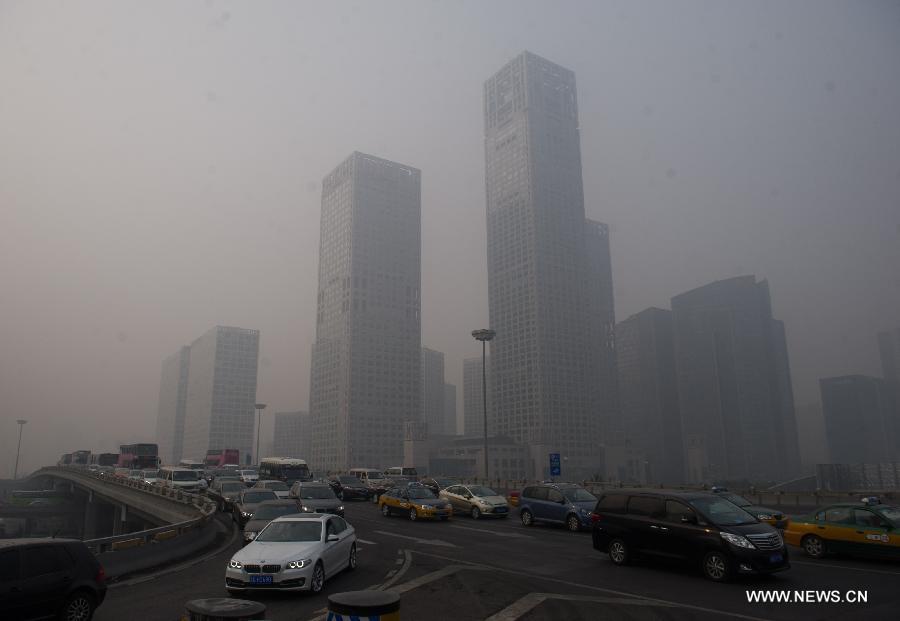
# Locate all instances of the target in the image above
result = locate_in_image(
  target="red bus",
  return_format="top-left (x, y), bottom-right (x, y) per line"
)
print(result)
top-left (205, 448), bottom-right (240, 467)
top-left (118, 443), bottom-right (160, 470)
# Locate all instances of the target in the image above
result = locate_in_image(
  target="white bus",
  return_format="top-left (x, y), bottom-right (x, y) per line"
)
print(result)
top-left (258, 457), bottom-right (311, 485)
top-left (178, 459), bottom-right (205, 470)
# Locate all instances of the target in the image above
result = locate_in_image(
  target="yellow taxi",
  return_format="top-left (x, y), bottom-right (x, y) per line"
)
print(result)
top-left (378, 483), bottom-right (452, 521)
top-left (784, 500), bottom-right (900, 560)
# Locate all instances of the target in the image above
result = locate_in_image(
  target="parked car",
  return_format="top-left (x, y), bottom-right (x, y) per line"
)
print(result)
top-left (253, 480), bottom-right (291, 500)
top-left (712, 488), bottom-right (786, 528)
top-left (0, 538), bottom-right (107, 620)
top-left (233, 489), bottom-right (279, 527)
top-left (440, 484), bottom-right (509, 519)
top-left (784, 502), bottom-right (900, 560)
top-left (591, 490), bottom-right (790, 581)
top-left (209, 480), bottom-right (247, 512)
top-left (379, 485), bottom-right (452, 521)
top-left (518, 483), bottom-right (597, 531)
top-left (289, 482), bottom-right (344, 516)
top-left (328, 475), bottom-right (372, 501)
top-left (242, 500), bottom-right (303, 545)
top-left (420, 477), bottom-right (460, 497)
top-left (226, 514), bottom-right (357, 595)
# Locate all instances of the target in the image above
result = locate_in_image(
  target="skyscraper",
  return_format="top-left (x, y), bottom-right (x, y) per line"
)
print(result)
top-left (463, 355), bottom-right (491, 438)
top-left (820, 375), bottom-right (898, 464)
top-left (422, 347), bottom-right (446, 435)
top-left (444, 383), bottom-right (457, 435)
top-left (273, 411), bottom-right (311, 459)
top-left (309, 152), bottom-right (422, 473)
top-left (615, 308), bottom-right (683, 485)
top-left (484, 51), bottom-right (611, 478)
top-left (155, 345), bottom-right (190, 465)
top-left (671, 276), bottom-right (800, 483)
top-left (180, 326), bottom-right (260, 463)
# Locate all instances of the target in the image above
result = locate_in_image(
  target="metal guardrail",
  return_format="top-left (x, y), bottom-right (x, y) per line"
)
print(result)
top-left (36, 466), bottom-right (217, 554)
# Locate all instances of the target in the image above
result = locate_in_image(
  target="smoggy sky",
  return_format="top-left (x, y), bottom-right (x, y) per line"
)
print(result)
top-left (1, 0), bottom-right (898, 475)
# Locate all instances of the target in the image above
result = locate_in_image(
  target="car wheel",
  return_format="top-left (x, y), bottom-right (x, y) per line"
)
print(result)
top-left (520, 509), bottom-right (534, 526)
top-left (381, 504), bottom-right (391, 517)
top-left (471, 507), bottom-right (481, 520)
top-left (566, 514), bottom-right (581, 532)
top-left (59, 591), bottom-right (95, 621)
top-left (802, 534), bottom-right (826, 559)
top-left (310, 562), bottom-right (325, 594)
top-left (702, 550), bottom-right (731, 582)
top-left (347, 542), bottom-right (358, 571)
top-left (608, 538), bottom-right (630, 565)
top-left (409, 507), bottom-right (418, 521)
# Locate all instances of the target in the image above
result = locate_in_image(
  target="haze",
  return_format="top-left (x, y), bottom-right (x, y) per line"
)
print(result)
top-left (1, 0), bottom-right (898, 475)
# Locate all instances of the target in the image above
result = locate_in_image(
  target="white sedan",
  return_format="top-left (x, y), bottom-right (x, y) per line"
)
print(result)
top-left (225, 514), bottom-right (357, 595)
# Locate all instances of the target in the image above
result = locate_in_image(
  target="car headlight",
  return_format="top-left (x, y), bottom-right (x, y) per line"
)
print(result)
top-left (241, 511), bottom-right (252, 518)
top-left (757, 514), bottom-right (773, 521)
top-left (244, 531), bottom-right (257, 541)
top-left (287, 559), bottom-right (312, 569)
top-left (421, 504), bottom-right (433, 510)
top-left (338, 506), bottom-right (344, 511)
top-left (302, 505), bottom-right (315, 512)
top-left (228, 559), bottom-right (243, 569)
top-left (721, 532), bottom-right (755, 549)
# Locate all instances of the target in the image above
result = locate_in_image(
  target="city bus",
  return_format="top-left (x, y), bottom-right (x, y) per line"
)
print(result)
top-left (204, 449), bottom-right (240, 468)
top-left (118, 443), bottom-right (160, 470)
top-left (258, 458), bottom-right (311, 485)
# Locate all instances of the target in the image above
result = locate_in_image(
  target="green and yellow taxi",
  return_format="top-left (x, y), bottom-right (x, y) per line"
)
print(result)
top-left (378, 483), bottom-right (452, 521)
top-left (784, 500), bottom-right (900, 560)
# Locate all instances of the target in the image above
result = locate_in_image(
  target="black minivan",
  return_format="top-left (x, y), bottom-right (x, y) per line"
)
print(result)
top-left (0, 538), bottom-right (107, 620)
top-left (591, 490), bottom-right (789, 581)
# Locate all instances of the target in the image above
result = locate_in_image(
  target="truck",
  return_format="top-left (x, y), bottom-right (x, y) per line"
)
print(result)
top-left (205, 448), bottom-right (240, 468)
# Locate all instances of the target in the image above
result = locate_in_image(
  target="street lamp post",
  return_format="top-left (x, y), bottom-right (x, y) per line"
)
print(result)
top-left (254, 403), bottom-right (267, 466)
top-left (471, 329), bottom-right (496, 481)
top-left (13, 419), bottom-right (27, 479)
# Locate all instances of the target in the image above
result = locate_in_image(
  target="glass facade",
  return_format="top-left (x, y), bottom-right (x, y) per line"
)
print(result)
top-left (155, 345), bottom-right (190, 465)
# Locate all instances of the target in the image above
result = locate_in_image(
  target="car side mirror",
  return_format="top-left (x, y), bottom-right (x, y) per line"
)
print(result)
top-left (681, 514), bottom-right (697, 524)
top-left (327, 534), bottom-right (339, 542)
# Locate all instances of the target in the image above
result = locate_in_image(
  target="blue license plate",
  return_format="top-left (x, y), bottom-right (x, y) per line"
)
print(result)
top-left (250, 575), bottom-right (273, 585)
top-left (769, 554), bottom-right (783, 564)
top-left (494, 507), bottom-right (507, 513)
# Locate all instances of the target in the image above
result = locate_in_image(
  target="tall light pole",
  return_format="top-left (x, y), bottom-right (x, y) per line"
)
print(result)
top-left (13, 419), bottom-right (27, 479)
top-left (471, 329), bottom-right (495, 481)
top-left (254, 403), bottom-right (267, 466)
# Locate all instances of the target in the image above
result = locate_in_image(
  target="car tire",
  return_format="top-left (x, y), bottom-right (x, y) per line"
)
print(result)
top-left (608, 538), bottom-right (630, 565)
top-left (566, 514), bottom-right (581, 532)
top-left (471, 507), bottom-right (481, 520)
top-left (802, 534), bottom-right (826, 559)
top-left (701, 550), bottom-right (731, 582)
top-left (347, 542), bottom-right (358, 571)
top-left (520, 509), bottom-right (534, 526)
top-left (310, 562), bottom-right (325, 594)
top-left (381, 504), bottom-right (391, 517)
top-left (59, 590), bottom-right (95, 621)
top-left (409, 507), bottom-right (418, 521)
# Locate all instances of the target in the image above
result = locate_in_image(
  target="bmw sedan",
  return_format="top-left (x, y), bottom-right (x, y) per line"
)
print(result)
top-left (225, 514), bottom-right (357, 595)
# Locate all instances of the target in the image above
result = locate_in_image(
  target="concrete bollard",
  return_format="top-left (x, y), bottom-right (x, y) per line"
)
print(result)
top-left (327, 590), bottom-right (400, 621)
top-left (182, 598), bottom-right (266, 621)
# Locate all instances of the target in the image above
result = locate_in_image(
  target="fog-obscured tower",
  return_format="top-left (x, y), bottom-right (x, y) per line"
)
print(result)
top-left (309, 152), bottom-right (422, 472)
top-left (422, 347), bottom-right (446, 435)
top-left (272, 411), bottom-right (310, 460)
top-left (484, 51), bottom-right (610, 478)
top-left (878, 329), bottom-right (900, 381)
top-left (820, 375), bottom-right (899, 464)
top-left (444, 383), bottom-right (457, 435)
top-left (155, 346), bottom-right (190, 465)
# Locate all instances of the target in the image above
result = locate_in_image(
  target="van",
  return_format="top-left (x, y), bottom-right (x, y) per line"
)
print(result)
top-left (591, 490), bottom-right (790, 581)
top-left (158, 466), bottom-right (204, 492)
top-left (349, 468), bottom-right (386, 484)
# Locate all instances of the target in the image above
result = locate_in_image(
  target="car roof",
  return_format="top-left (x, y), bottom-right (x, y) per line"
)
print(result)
top-left (271, 514), bottom-right (333, 522)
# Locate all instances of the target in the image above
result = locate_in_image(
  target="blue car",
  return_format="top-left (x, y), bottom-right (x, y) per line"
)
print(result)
top-left (518, 483), bottom-right (598, 531)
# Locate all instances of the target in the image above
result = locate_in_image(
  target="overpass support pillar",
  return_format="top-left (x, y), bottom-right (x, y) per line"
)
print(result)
top-left (112, 504), bottom-right (128, 535)
top-left (82, 491), bottom-right (104, 539)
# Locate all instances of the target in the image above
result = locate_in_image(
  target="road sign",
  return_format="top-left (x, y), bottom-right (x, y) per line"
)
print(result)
top-left (549, 453), bottom-right (561, 476)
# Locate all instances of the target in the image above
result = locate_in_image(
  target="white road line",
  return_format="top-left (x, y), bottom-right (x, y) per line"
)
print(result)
top-left (449, 524), bottom-right (533, 539)
top-left (388, 564), bottom-right (483, 595)
top-left (380, 549), bottom-right (414, 590)
top-left (356, 538), bottom-right (377, 545)
top-left (373, 530), bottom-right (458, 547)
top-left (412, 550), bottom-right (773, 621)
top-left (485, 593), bottom-right (680, 621)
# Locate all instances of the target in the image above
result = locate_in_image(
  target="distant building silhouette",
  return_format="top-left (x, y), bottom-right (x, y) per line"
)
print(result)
top-left (422, 347), bottom-right (451, 435)
top-left (272, 411), bottom-right (310, 460)
top-left (444, 383), bottom-right (457, 435)
top-left (155, 345), bottom-right (190, 465)
top-left (615, 308), bottom-right (683, 485)
top-left (820, 375), bottom-right (899, 464)
top-left (671, 276), bottom-right (800, 483)
top-left (309, 152), bottom-right (422, 472)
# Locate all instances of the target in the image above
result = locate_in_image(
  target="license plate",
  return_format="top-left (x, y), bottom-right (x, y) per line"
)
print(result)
top-left (495, 507), bottom-right (507, 513)
top-left (769, 554), bottom-right (783, 564)
top-left (250, 575), bottom-right (273, 585)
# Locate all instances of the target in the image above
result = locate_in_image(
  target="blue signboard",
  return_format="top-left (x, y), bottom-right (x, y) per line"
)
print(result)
top-left (549, 453), bottom-right (561, 476)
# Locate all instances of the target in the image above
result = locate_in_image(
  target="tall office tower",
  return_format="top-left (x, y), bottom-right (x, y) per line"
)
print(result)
top-left (820, 376), bottom-right (899, 463)
top-left (484, 51), bottom-right (606, 478)
top-left (180, 326), bottom-right (260, 463)
top-left (671, 276), bottom-right (801, 483)
top-left (309, 152), bottom-right (422, 473)
top-left (443, 383), bottom-right (457, 435)
top-left (463, 356), bottom-right (492, 437)
top-left (878, 329), bottom-right (900, 381)
top-left (615, 308), bottom-right (683, 485)
top-left (272, 411), bottom-right (311, 459)
top-left (155, 346), bottom-right (190, 465)
top-left (422, 347), bottom-right (446, 435)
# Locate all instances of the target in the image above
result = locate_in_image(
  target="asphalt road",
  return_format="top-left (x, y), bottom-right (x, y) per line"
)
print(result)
top-left (94, 501), bottom-right (900, 621)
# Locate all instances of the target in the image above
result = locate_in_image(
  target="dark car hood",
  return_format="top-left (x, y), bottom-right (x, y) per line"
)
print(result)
top-left (299, 499), bottom-right (341, 510)
top-left (721, 522), bottom-right (777, 537)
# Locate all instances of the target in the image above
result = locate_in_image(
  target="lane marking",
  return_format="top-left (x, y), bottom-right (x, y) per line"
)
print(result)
top-left (485, 593), bottom-right (680, 621)
top-left (389, 564), bottom-right (483, 595)
top-left (412, 550), bottom-right (772, 621)
top-left (373, 530), bottom-right (458, 548)
top-left (379, 549), bottom-right (413, 590)
top-left (449, 524), bottom-right (533, 539)
top-left (356, 538), bottom-right (377, 545)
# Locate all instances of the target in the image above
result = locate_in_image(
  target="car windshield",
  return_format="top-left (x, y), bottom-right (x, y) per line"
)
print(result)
top-left (253, 505), bottom-right (299, 520)
top-left (408, 488), bottom-right (436, 499)
top-left (689, 497), bottom-right (757, 526)
top-left (468, 486), bottom-right (497, 497)
top-left (255, 521), bottom-right (322, 542)
top-left (300, 487), bottom-right (335, 499)
top-left (221, 483), bottom-right (243, 492)
top-left (242, 491), bottom-right (277, 503)
top-left (563, 488), bottom-right (597, 502)
top-left (262, 481), bottom-right (289, 491)
top-left (172, 471), bottom-right (197, 481)
top-left (721, 493), bottom-right (751, 507)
